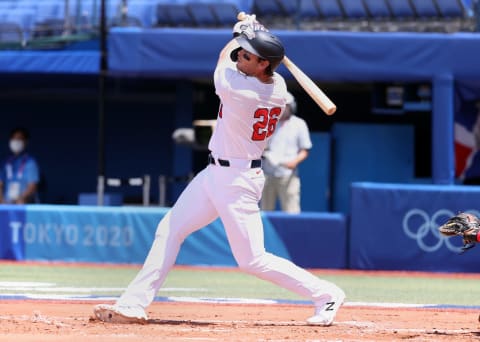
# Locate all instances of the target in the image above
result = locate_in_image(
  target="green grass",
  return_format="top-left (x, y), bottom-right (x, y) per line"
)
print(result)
top-left (1, 263), bottom-right (480, 306)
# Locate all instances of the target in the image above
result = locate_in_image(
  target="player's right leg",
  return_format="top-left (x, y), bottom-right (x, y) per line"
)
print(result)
top-left (94, 167), bottom-right (219, 323)
top-left (218, 169), bottom-right (344, 325)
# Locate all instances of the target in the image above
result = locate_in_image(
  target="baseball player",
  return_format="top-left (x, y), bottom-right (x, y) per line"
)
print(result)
top-left (94, 17), bottom-right (345, 326)
top-left (261, 91), bottom-right (312, 213)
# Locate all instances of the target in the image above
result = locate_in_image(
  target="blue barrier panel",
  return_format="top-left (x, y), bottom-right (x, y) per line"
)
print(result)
top-left (299, 132), bottom-right (331, 212)
top-left (0, 205), bottom-right (26, 260)
top-left (23, 205), bottom-right (165, 263)
top-left (350, 182), bottom-right (480, 272)
top-left (332, 123), bottom-right (414, 213)
top-left (266, 212), bottom-right (347, 269)
top-left (0, 205), bottom-right (343, 268)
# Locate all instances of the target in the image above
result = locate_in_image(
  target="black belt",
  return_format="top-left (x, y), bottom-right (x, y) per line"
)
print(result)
top-left (208, 154), bottom-right (262, 168)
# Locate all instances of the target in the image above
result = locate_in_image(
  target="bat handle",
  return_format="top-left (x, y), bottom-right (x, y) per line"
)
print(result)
top-left (237, 12), bottom-right (257, 22)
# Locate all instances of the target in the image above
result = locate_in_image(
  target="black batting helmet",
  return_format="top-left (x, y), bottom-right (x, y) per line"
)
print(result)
top-left (231, 30), bottom-right (285, 72)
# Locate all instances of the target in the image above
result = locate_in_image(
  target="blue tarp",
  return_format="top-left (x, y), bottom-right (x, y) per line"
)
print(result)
top-left (350, 182), bottom-right (480, 272)
top-left (107, 29), bottom-right (480, 83)
top-left (0, 204), bottom-right (347, 269)
top-left (0, 50), bottom-right (99, 74)
top-left (0, 29), bottom-right (479, 83)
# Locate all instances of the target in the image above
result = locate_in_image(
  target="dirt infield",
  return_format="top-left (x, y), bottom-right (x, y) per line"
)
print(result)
top-left (1, 300), bottom-right (479, 341)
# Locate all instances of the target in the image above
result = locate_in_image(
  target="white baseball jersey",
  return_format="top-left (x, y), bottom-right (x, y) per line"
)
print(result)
top-left (210, 58), bottom-right (288, 160)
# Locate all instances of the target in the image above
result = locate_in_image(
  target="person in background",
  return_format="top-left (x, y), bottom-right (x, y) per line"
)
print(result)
top-left (0, 127), bottom-right (40, 204)
top-left (261, 92), bottom-right (312, 213)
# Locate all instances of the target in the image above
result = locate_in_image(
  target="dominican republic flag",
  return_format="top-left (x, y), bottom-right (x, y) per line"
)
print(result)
top-left (455, 100), bottom-right (480, 180)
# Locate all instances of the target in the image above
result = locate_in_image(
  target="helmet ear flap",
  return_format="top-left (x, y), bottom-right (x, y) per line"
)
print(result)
top-left (230, 47), bottom-right (242, 62)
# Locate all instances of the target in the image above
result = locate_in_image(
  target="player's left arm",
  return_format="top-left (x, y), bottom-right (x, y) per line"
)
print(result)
top-left (217, 39), bottom-right (240, 66)
top-left (217, 14), bottom-right (265, 67)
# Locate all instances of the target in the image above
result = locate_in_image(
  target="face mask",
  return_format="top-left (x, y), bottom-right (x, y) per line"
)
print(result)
top-left (9, 139), bottom-right (24, 154)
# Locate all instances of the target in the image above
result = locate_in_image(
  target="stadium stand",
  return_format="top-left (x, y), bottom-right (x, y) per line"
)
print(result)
top-left (33, 18), bottom-right (64, 38)
top-left (385, 0), bottom-right (419, 31)
top-left (186, 2), bottom-right (219, 27)
top-left (338, 0), bottom-right (370, 31)
top-left (277, 0), bottom-right (299, 14)
top-left (0, 0), bottom-right (478, 48)
top-left (297, 0), bottom-right (321, 30)
top-left (252, 0), bottom-right (293, 29)
top-left (4, 8), bottom-right (35, 42)
top-left (209, 2), bottom-right (239, 27)
top-left (409, 0), bottom-right (443, 32)
top-left (124, 0), bottom-right (157, 27)
top-left (363, 0), bottom-right (396, 32)
top-left (276, 0), bottom-right (298, 29)
top-left (436, 0), bottom-right (476, 32)
top-left (34, 1), bottom-right (62, 23)
top-left (0, 21), bottom-right (24, 45)
top-left (316, 0), bottom-right (347, 31)
top-left (155, 2), bottom-right (171, 27)
top-left (156, 3), bottom-right (195, 27)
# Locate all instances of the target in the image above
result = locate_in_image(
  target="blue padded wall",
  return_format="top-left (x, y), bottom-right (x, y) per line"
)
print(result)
top-left (332, 123), bottom-right (414, 213)
top-left (299, 132), bottom-right (331, 212)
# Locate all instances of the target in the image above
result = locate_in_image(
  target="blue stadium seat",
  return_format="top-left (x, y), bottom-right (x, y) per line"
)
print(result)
top-left (436, 0), bottom-right (466, 18)
top-left (362, 0), bottom-right (395, 31)
top-left (298, 0), bottom-right (321, 29)
top-left (235, 0), bottom-right (255, 12)
top-left (5, 8), bottom-right (35, 41)
top-left (253, 0), bottom-right (284, 17)
top-left (187, 2), bottom-right (218, 27)
top-left (385, 0), bottom-right (418, 31)
top-left (315, 0), bottom-right (346, 30)
top-left (125, 1), bottom-right (156, 27)
top-left (252, 0), bottom-right (293, 28)
top-left (277, 0), bottom-right (299, 14)
top-left (33, 18), bottom-right (65, 38)
top-left (156, 4), bottom-right (195, 27)
top-left (363, 0), bottom-right (392, 19)
top-left (155, 3), bottom-right (170, 27)
top-left (435, 0), bottom-right (476, 32)
top-left (386, 0), bottom-right (415, 19)
top-left (35, 1), bottom-right (63, 23)
top-left (209, 2), bottom-right (239, 27)
top-left (0, 21), bottom-right (24, 45)
top-left (338, 0), bottom-right (370, 30)
top-left (410, 0), bottom-right (440, 19)
top-left (409, 0), bottom-right (442, 31)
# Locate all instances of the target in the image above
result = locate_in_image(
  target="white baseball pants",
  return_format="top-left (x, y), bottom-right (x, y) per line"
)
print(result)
top-left (116, 163), bottom-right (340, 309)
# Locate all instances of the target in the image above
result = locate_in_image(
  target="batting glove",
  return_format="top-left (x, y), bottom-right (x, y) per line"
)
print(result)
top-left (232, 14), bottom-right (267, 39)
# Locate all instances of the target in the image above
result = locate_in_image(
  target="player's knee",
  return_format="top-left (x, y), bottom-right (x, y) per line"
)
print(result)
top-left (237, 253), bottom-right (272, 275)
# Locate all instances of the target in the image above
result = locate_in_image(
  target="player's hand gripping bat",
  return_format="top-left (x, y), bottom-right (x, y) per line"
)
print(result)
top-left (237, 12), bottom-right (337, 115)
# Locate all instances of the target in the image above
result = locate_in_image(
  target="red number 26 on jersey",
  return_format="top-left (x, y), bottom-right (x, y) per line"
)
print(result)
top-left (251, 107), bottom-right (282, 141)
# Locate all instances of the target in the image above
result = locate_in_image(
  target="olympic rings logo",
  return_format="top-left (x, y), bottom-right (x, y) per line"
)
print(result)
top-left (402, 209), bottom-right (480, 253)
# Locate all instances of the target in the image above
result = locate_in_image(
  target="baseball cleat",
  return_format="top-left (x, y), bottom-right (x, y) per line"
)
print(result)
top-left (307, 288), bottom-right (345, 326)
top-left (93, 304), bottom-right (148, 324)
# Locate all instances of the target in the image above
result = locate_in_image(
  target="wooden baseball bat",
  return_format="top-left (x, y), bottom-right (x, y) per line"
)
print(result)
top-left (236, 12), bottom-right (337, 115)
